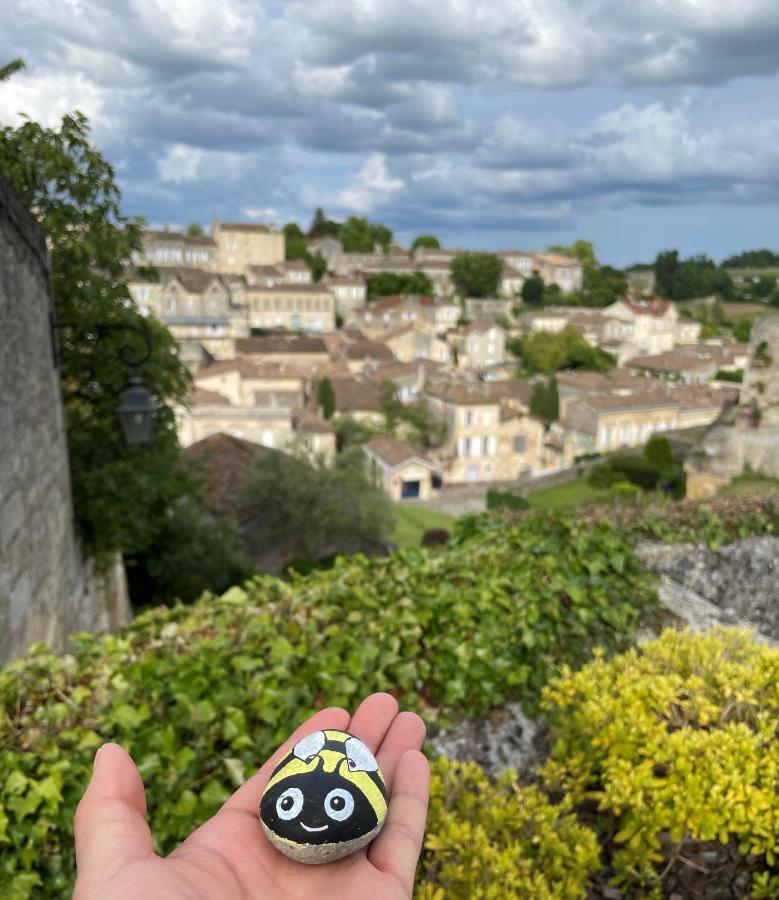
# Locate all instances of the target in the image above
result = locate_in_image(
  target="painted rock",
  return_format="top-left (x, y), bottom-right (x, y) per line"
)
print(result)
top-left (260, 729), bottom-right (388, 864)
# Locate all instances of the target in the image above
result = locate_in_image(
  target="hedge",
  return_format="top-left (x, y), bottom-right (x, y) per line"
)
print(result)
top-left (3, 502), bottom-right (779, 897)
top-left (0, 511), bottom-right (654, 897)
top-left (542, 628), bottom-right (779, 896)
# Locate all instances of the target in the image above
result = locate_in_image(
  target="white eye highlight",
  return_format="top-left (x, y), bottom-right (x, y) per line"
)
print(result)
top-left (276, 787), bottom-right (304, 820)
top-left (293, 731), bottom-right (326, 761)
top-left (344, 736), bottom-right (379, 772)
top-left (324, 788), bottom-right (354, 821)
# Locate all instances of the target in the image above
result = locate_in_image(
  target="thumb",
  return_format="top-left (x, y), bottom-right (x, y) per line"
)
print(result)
top-left (74, 743), bottom-right (154, 895)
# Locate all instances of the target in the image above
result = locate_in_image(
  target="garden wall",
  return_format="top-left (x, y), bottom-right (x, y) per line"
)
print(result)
top-left (0, 176), bottom-right (128, 663)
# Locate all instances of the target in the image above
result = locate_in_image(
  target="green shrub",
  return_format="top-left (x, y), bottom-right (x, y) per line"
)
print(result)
top-left (609, 480), bottom-right (640, 502)
top-left (0, 511), bottom-right (655, 897)
top-left (643, 435), bottom-right (675, 475)
top-left (542, 628), bottom-right (779, 895)
top-left (416, 759), bottom-right (600, 899)
top-left (588, 454), bottom-right (661, 491)
top-left (485, 489), bottom-right (530, 511)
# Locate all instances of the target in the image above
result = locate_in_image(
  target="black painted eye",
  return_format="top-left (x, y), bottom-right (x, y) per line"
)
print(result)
top-left (276, 787), bottom-right (304, 820)
top-left (324, 788), bottom-right (354, 821)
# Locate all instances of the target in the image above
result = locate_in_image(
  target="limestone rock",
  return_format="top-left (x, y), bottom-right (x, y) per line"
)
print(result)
top-left (636, 536), bottom-right (779, 641)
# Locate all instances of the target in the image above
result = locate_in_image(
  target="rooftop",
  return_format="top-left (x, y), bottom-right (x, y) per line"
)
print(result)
top-left (181, 433), bottom-right (277, 515)
top-left (364, 435), bottom-right (433, 467)
top-left (236, 335), bottom-right (329, 354)
top-left (331, 377), bottom-right (383, 411)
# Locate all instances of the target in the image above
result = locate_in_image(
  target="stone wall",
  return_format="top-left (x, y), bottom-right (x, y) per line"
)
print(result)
top-left (0, 176), bottom-right (129, 664)
top-left (685, 315), bottom-right (779, 496)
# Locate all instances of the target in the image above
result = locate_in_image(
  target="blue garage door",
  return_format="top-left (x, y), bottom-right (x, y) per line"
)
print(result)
top-left (401, 480), bottom-right (420, 499)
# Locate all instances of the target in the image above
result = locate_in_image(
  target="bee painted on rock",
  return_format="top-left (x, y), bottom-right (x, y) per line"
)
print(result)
top-left (259, 729), bottom-right (388, 864)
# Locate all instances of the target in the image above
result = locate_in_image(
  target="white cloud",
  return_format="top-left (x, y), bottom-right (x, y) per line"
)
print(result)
top-left (335, 152), bottom-right (404, 212)
top-left (157, 144), bottom-right (205, 183)
top-left (0, 69), bottom-right (110, 131)
top-left (243, 206), bottom-right (278, 221)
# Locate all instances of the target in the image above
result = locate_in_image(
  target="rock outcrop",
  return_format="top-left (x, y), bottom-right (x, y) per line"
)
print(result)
top-left (636, 536), bottom-right (779, 643)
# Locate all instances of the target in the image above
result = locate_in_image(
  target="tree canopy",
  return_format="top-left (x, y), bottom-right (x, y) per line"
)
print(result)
top-left (0, 106), bottom-right (196, 560)
top-left (654, 250), bottom-right (733, 300)
top-left (510, 326), bottom-right (616, 375)
top-left (411, 235), bottom-right (440, 252)
top-left (521, 276), bottom-right (545, 307)
top-left (240, 448), bottom-right (393, 567)
top-left (367, 270), bottom-right (434, 299)
top-left (721, 248), bottom-right (779, 269)
top-left (548, 240), bottom-right (596, 271)
top-left (529, 377), bottom-right (559, 424)
top-left (451, 252), bottom-right (502, 297)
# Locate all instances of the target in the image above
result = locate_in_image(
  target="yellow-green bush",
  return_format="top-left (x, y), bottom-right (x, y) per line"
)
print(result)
top-left (542, 628), bottom-right (779, 895)
top-left (416, 759), bottom-right (599, 899)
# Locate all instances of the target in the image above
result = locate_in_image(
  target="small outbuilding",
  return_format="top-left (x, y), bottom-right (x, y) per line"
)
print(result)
top-left (363, 435), bottom-right (442, 501)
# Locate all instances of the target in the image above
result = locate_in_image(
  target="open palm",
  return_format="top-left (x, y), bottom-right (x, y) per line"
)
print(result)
top-left (74, 693), bottom-right (429, 899)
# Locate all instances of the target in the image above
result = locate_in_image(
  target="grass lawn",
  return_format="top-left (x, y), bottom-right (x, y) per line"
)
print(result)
top-left (718, 473), bottom-right (779, 499)
top-left (392, 505), bottom-right (455, 547)
top-left (525, 476), bottom-right (610, 510)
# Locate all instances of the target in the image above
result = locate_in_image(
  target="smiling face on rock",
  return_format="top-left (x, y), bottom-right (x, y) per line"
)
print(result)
top-left (259, 730), bottom-right (388, 864)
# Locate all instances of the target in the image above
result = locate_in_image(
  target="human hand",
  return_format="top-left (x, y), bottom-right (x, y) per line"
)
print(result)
top-left (74, 693), bottom-right (429, 899)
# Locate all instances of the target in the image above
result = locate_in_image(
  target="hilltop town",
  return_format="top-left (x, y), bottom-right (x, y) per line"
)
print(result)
top-left (126, 219), bottom-right (751, 506)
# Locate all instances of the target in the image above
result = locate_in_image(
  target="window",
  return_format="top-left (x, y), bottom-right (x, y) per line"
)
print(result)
top-left (464, 410), bottom-right (474, 426)
top-left (481, 436), bottom-right (490, 455)
top-left (482, 411), bottom-right (491, 426)
top-left (164, 296), bottom-right (176, 313)
top-left (466, 465), bottom-right (480, 482)
top-left (513, 435), bottom-right (526, 453)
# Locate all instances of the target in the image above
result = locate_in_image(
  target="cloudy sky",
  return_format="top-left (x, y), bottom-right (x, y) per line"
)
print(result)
top-left (2, 0), bottom-right (778, 265)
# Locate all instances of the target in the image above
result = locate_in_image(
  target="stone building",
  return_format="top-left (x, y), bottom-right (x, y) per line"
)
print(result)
top-left (126, 266), bottom-right (249, 363)
top-left (363, 436), bottom-right (442, 501)
top-left (449, 322), bottom-right (507, 370)
top-left (212, 221), bottom-right (285, 273)
top-left (242, 282), bottom-right (336, 332)
top-left (686, 316), bottom-right (779, 497)
top-left (423, 382), bottom-right (544, 483)
top-left (0, 177), bottom-right (128, 664)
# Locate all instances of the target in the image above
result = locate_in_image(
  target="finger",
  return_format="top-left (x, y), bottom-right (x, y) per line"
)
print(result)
top-left (222, 706), bottom-right (349, 815)
top-left (369, 750), bottom-right (430, 895)
top-left (346, 692), bottom-right (399, 753)
top-left (73, 744), bottom-right (153, 895)
top-left (375, 711), bottom-right (426, 791)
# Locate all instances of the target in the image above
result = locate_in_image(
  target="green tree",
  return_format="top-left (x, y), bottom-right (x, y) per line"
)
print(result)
top-left (283, 222), bottom-right (308, 260)
top-left (240, 448), bottom-right (393, 566)
top-left (451, 253), bottom-right (502, 297)
top-left (0, 57), bottom-right (24, 82)
top-left (530, 377), bottom-right (559, 424)
top-left (307, 251), bottom-right (328, 281)
top-left (367, 270), bottom-right (434, 299)
top-left (521, 276), bottom-right (545, 307)
top-left (185, 222), bottom-right (203, 237)
top-left (316, 377), bottom-right (336, 420)
top-left (0, 106), bottom-right (195, 560)
top-left (580, 265), bottom-right (627, 308)
top-left (333, 414), bottom-right (379, 452)
top-left (654, 250), bottom-right (733, 300)
top-left (548, 240), bottom-right (596, 271)
top-left (722, 248), bottom-right (779, 268)
top-left (126, 497), bottom-right (250, 607)
top-left (753, 274), bottom-right (777, 298)
top-left (514, 326), bottom-right (615, 375)
top-left (643, 435), bottom-right (675, 476)
top-left (340, 216), bottom-right (375, 252)
top-left (369, 223), bottom-right (393, 252)
top-left (731, 315), bottom-right (754, 342)
top-left (411, 235), bottom-right (440, 252)
top-left (379, 381), bottom-right (445, 450)
top-left (308, 206), bottom-right (340, 239)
